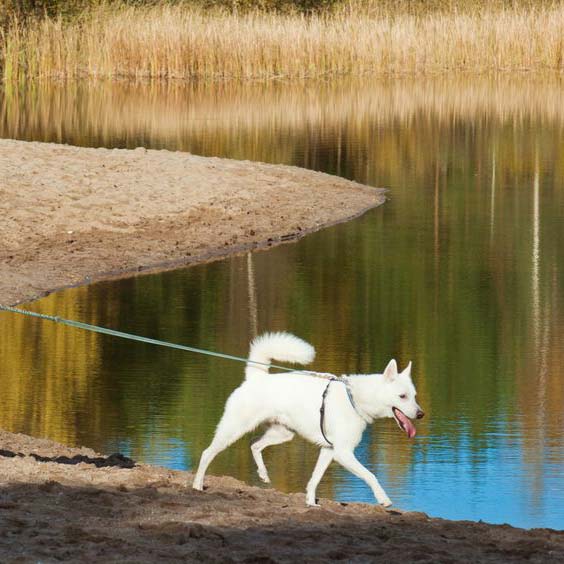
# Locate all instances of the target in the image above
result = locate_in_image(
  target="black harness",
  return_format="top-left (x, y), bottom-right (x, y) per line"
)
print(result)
top-left (319, 377), bottom-right (337, 447)
top-left (319, 376), bottom-right (371, 447)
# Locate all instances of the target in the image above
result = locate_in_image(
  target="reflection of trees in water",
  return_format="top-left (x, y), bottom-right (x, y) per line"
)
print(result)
top-left (0, 291), bottom-right (103, 446)
top-left (0, 76), bottom-right (563, 498)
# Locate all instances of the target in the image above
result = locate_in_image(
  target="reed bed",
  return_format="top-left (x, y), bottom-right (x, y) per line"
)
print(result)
top-left (2, 3), bottom-right (564, 80)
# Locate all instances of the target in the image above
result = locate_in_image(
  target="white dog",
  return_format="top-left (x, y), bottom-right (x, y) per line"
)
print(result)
top-left (192, 332), bottom-right (424, 507)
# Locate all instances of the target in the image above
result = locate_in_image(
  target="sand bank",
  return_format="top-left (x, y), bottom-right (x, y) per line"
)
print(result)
top-left (0, 139), bottom-right (384, 307)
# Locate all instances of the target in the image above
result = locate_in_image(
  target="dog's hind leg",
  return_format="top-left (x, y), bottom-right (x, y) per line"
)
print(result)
top-left (251, 425), bottom-right (295, 483)
top-left (306, 447), bottom-right (333, 506)
top-left (332, 449), bottom-right (392, 507)
top-left (193, 391), bottom-right (265, 491)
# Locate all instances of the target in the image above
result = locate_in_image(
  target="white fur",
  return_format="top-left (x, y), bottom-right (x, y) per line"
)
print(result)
top-left (192, 332), bottom-right (423, 508)
top-left (245, 332), bottom-right (315, 374)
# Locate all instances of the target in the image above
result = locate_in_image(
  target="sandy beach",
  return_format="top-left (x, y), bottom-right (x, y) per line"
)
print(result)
top-left (0, 139), bottom-right (383, 307)
top-left (1, 140), bottom-right (563, 562)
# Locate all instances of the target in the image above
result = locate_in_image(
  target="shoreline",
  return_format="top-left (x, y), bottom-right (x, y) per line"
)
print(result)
top-left (0, 139), bottom-right (384, 307)
top-left (0, 429), bottom-right (563, 562)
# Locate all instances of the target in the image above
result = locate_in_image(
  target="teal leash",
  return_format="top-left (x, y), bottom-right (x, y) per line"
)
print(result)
top-left (0, 304), bottom-right (298, 372)
top-left (0, 303), bottom-right (369, 444)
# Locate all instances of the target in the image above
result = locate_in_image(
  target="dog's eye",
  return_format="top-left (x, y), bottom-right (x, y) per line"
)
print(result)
top-left (399, 394), bottom-right (407, 399)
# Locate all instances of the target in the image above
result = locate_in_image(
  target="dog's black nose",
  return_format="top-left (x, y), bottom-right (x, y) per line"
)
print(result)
top-left (416, 410), bottom-right (425, 419)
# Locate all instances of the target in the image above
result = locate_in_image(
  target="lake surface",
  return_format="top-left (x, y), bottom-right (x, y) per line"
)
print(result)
top-left (1, 76), bottom-right (563, 530)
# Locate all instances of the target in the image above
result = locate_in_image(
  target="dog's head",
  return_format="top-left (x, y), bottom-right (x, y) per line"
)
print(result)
top-left (376, 359), bottom-right (424, 438)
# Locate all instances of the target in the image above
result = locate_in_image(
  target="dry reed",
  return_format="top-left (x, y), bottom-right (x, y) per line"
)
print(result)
top-left (2, 3), bottom-right (564, 80)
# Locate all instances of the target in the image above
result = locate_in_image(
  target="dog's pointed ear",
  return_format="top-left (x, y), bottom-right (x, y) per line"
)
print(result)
top-left (402, 361), bottom-right (412, 377)
top-left (383, 359), bottom-right (398, 381)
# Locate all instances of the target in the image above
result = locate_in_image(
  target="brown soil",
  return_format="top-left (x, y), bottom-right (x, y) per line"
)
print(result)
top-left (0, 431), bottom-right (562, 563)
top-left (0, 139), bottom-right (384, 307)
top-left (1, 140), bottom-right (562, 562)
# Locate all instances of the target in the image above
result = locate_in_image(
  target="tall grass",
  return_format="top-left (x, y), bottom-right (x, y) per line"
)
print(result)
top-left (2, 2), bottom-right (564, 80)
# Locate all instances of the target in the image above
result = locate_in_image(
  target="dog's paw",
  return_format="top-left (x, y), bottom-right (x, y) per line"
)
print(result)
top-left (192, 481), bottom-right (204, 491)
top-left (258, 472), bottom-right (271, 484)
top-left (379, 498), bottom-right (393, 508)
top-left (306, 497), bottom-right (321, 507)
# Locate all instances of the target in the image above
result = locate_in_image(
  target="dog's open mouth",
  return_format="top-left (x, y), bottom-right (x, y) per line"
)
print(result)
top-left (392, 407), bottom-right (416, 438)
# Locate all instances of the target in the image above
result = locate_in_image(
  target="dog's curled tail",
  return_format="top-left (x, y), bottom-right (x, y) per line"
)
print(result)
top-left (246, 332), bottom-right (315, 377)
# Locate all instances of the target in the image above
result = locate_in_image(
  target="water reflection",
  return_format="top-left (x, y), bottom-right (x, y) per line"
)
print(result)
top-left (0, 76), bottom-right (563, 529)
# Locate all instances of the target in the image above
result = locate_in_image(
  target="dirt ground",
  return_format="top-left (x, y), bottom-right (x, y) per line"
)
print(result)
top-left (0, 431), bottom-right (563, 563)
top-left (0, 139), bottom-right (384, 307)
top-left (1, 140), bottom-right (563, 562)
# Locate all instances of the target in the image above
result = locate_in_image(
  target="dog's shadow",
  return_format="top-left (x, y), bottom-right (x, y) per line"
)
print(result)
top-left (0, 448), bottom-right (135, 469)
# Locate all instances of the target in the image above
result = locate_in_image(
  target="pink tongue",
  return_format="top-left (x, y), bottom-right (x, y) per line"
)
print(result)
top-left (396, 409), bottom-right (417, 438)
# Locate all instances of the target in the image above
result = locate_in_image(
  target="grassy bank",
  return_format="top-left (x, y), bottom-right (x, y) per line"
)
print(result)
top-left (1, 2), bottom-right (564, 80)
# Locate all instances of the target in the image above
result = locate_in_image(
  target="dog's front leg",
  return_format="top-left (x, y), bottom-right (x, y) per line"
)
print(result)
top-left (333, 449), bottom-right (392, 507)
top-left (306, 447), bottom-right (333, 506)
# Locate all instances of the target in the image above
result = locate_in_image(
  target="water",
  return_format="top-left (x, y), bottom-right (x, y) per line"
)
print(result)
top-left (1, 76), bottom-right (563, 530)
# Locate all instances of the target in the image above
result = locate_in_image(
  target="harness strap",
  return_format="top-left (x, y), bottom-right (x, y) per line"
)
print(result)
top-left (319, 377), bottom-right (371, 447)
top-left (319, 377), bottom-right (336, 447)
top-left (342, 376), bottom-right (371, 424)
